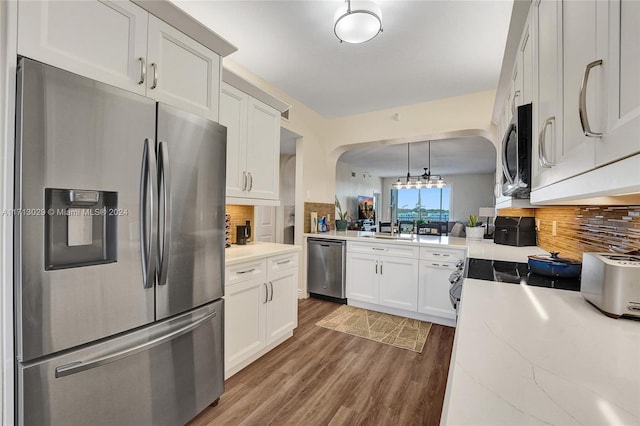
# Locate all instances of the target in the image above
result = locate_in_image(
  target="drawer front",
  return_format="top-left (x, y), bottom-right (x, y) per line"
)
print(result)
top-left (420, 247), bottom-right (465, 262)
top-left (226, 259), bottom-right (267, 287)
top-left (268, 252), bottom-right (299, 275)
top-left (348, 242), bottom-right (419, 259)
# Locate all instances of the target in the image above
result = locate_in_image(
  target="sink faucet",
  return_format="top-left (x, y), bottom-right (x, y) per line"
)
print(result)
top-left (389, 206), bottom-right (396, 236)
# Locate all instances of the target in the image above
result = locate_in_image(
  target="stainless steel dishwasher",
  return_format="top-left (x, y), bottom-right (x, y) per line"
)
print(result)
top-left (307, 238), bottom-right (346, 303)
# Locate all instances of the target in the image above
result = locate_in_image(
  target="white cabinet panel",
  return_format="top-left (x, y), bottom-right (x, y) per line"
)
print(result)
top-left (220, 84), bottom-right (248, 198)
top-left (18, 0), bottom-right (148, 94)
top-left (225, 278), bottom-right (266, 371)
top-left (346, 253), bottom-right (378, 304)
top-left (266, 267), bottom-right (297, 344)
top-left (418, 261), bottom-right (457, 320)
top-left (245, 97), bottom-right (280, 200)
top-left (147, 16), bottom-right (220, 121)
top-left (378, 257), bottom-right (418, 311)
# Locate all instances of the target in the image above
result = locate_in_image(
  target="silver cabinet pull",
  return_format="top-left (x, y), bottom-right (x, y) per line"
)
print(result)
top-left (538, 116), bottom-right (556, 168)
top-left (269, 281), bottom-right (274, 301)
top-left (276, 259), bottom-right (291, 265)
top-left (237, 268), bottom-right (255, 275)
top-left (242, 171), bottom-right (247, 191)
top-left (137, 57), bottom-right (146, 85)
top-left (263, 283), bottom-right (268, 304)
top-left (380, 261), bottom-right (383, 275)
top-left (375, 261), bottom-right (378, 274)
top-left (150, 63), bottom-right (158, 90)
top-left (247, 172), bottom-right (253, 191)
top-left (372, 247), bottom-right (387, 251)
top-left (579, 59), bottom-right (603, 138)
top-left (140, 139), bottom-right (158, 289)
top-left (157, 141), bottom-right (171, 286)
top-left (55, 310), bottom-right (216, 378)
top-left (511, 89), bottom-right (521, 114)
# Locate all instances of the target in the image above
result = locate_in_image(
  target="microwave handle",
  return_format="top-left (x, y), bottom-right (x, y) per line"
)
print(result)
top-left (501, 122), bottom-right (516, 184)
top-left (538, 116), bottom-right (555, 168)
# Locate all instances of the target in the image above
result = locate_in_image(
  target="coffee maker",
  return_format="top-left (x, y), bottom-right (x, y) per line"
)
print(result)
top-left (236, 220), bottom-right (251, 245)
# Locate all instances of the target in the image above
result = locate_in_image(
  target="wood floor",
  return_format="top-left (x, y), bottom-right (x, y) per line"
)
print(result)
top-left (189, 298), bottom-right (456, 426)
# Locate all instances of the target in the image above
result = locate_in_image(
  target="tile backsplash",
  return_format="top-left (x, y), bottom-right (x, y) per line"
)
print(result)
top-left (303, 202), bottom-right (334, 233)
top-left (498, 206), bottom-right (640, 259)
top-left (226, 204), bottom-right (254, 244)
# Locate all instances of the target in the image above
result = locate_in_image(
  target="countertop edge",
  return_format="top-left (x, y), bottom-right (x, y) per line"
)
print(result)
top-left (225, 243), bottom-right (302, 266)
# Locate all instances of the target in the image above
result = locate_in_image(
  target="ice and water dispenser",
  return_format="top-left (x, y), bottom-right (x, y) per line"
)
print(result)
top-left (45, 188), bottom-right (118, 270)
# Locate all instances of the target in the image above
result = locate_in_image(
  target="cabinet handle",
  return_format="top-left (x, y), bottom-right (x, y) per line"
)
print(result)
top-left (538, 116), bottom-right (556, 168)
top-left (276, 259), bottom-right (291, 265)
top-left (375, 261), bottom-right (378, 274)
top-left (242, 171), bottom-right (247, 191)
top-left (269, 281), bottom-right (274, 301)
top-left (150, 63), bottom-right (158, 90)
top-left (137, 57), bottom-right (146, 85)
top-left (511, 89), bottom-right (521, 114)
top-left (372, 247), bottom-right (387, 251)
top-left (263, 283), bottom-right (268, 304)
top-left (432, 263), bottom-right (441, 267)
top-left (380, 261), bottom-right (383, 275)
top-left (578, 59), bottom-right (603, 138)
top-left (247, 172), bottom-right (253, 191)
top-left (237, 268), bottom-right (255, 275)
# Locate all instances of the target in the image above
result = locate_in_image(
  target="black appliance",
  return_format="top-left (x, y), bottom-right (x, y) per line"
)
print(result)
top-left (493, 216), bottom-right (537, 247)
top-left (465, 258), bottom-right (580, 291)
top-left (501, 103), bottom-right (532, 198)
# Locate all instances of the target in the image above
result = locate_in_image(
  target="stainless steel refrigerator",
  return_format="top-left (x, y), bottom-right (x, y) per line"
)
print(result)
top-left (14, 58), bottom-right (226, 425)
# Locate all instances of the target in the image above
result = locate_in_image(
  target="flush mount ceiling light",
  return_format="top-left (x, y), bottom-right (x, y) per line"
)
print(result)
top-left (334, 0), bottom-right (383, 44)
top-left (393, 141), bottom-right (447, 190)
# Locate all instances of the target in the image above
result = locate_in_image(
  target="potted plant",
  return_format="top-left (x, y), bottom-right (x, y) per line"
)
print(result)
top-left (466, 214), bottom-right (484, 241)
top-left (335, 196), bottom-right (349, 231)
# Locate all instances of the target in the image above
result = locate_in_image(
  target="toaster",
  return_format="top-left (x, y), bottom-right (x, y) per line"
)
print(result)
top-left (581, 253), bottom-right (640, 318)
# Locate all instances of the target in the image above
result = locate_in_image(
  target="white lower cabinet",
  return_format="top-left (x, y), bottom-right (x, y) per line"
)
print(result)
top-left (224, 252), bottom-right (298, 378)
top-left (418, 262), bottom-right (458, 320)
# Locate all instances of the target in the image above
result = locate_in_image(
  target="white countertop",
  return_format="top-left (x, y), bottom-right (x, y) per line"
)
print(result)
top-left (442, 279), bottom-right (640, 425)
top-left (304, 231), bottom-right (546, 262)
top-left (225, 242), bottom-right (301, 265)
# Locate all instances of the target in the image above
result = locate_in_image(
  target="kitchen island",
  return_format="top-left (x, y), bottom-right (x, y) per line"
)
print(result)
top-left (441, 278), bottom-right (640, 425)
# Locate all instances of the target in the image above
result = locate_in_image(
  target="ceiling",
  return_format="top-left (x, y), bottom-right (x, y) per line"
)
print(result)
top-left (171, 0), bottom-right (513, 119)
top-left (338, 137), bottom-right (496, 178)
top-left (171, 1), bottom-right (509, 177)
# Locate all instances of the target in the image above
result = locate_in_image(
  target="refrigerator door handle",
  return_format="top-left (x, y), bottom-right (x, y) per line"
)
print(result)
top-left (54, 309), bottom-right (217, 378)
top-left (157, 141), bottom-right (171, 286)
top-left (140, 139), bottom-right (158, 289)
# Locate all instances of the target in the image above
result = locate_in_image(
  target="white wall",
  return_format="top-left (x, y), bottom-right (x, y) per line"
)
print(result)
top-left (335, 161), bottom-right (383, 221)
top-left (381, 173), bottom-right (495, 223)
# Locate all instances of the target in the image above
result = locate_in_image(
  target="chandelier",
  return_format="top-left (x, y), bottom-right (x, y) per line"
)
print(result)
top-left (393, 141), bottom-right (447, 189)
top-left (334, 0), bottom-right (383, 44)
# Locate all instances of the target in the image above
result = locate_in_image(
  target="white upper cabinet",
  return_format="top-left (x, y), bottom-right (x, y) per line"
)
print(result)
top-left (17, 0), bottom-right (221, 120)
top-left (17, 0), bottom-right (149, 95)
top-left (146, 16), bottom-right (220, 120)
top-left (220, 82), bottom-right (280, 203)
top-left (530, 0), bottom-right (639, 203)
top-left (599, 0), bottom-right (640, 165)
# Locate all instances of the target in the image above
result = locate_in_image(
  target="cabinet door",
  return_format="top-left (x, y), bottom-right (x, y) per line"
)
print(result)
top-left (265, 267), bottom-right (297, 345)
top-left (533, 0), bottom-right (562, 189)
top-left (245, 97), bottom-right (280, 200)
top-left (224, 278), bottom-right (267, 374)
top-left (520, 20), bottom-right (533, 105)
top-left (599, 0), bottom-right (640, 165)
top-left (17, 0), bottom-right (148, 94)
top-left (418, 262), bottom-right (456, 319)
top-left (378, 257), bottom-right (419, 311)
top-left (220, 83), bottom-right (248, 198)
top-left (558, 0), bottom-right (604, 181)
top-left (147, 16), bottom-right (220, 120)
top-left (346, 253), bottom-right (378, 303)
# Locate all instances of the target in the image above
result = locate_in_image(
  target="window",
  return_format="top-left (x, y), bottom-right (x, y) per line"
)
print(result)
top-left (392, 187), bottom-right (451, 222)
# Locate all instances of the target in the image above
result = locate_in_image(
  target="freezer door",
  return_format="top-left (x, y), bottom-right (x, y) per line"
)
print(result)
top-left (18, 300), bottom-right (224, 426)
top-left (15, 59), bottom-right (156, 361)
top-left (155, 103), bottom-right (226, 319)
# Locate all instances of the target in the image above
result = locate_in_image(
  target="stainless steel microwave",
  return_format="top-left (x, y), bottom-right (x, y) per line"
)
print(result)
top-left (501, 103), bottom-right (533, 198)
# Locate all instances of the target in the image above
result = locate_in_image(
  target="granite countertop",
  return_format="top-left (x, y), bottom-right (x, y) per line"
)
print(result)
top-left (304, 231), bottom-right (547, 261)
top-left (225, 242), bottom-right (301, 265)
top-left (441, 278), bottom-right (640, 425)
